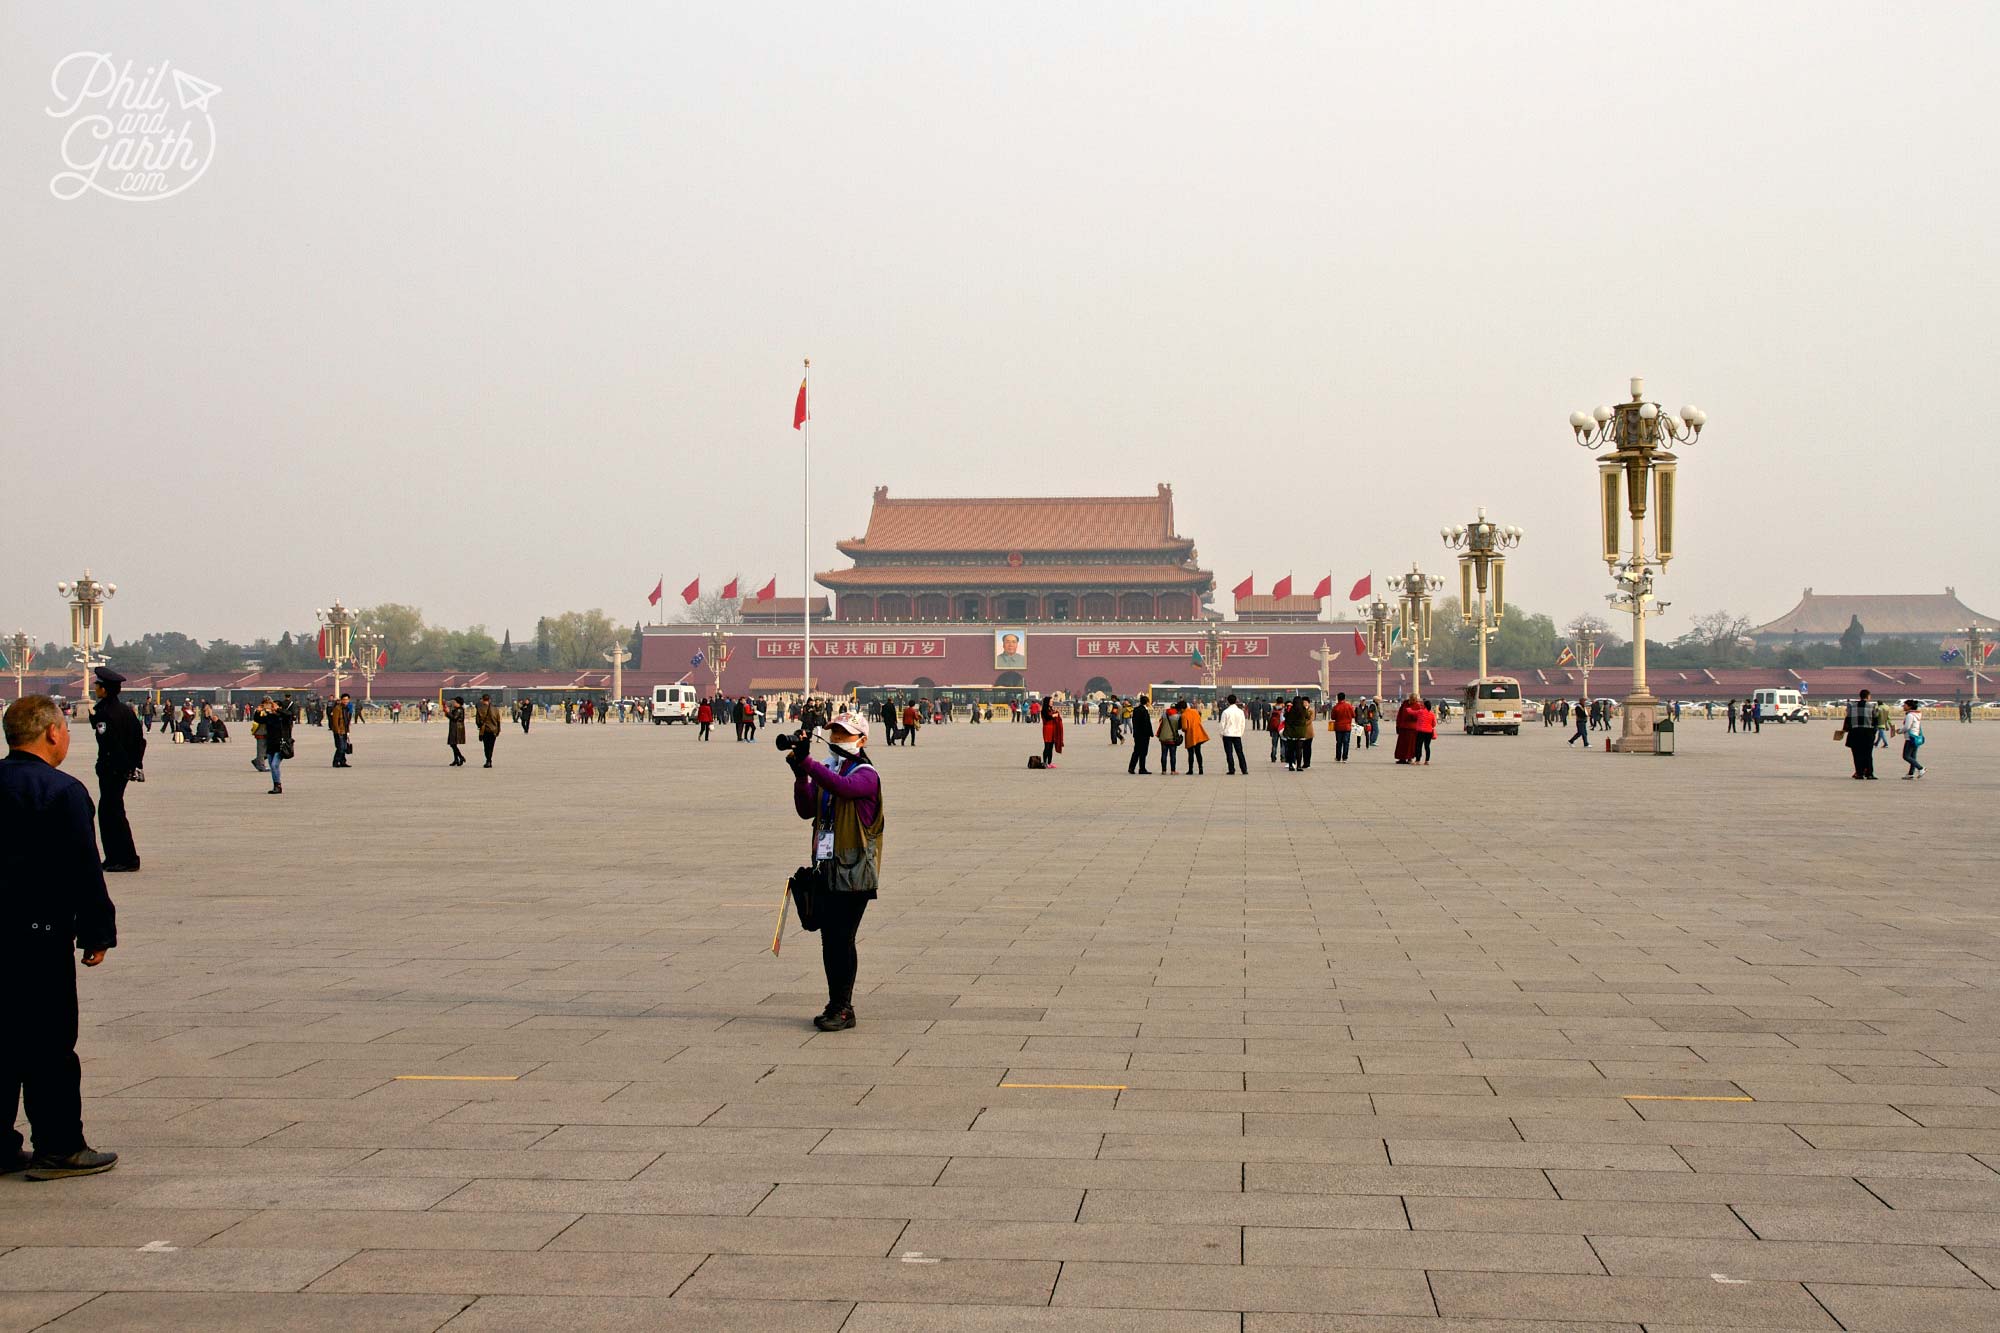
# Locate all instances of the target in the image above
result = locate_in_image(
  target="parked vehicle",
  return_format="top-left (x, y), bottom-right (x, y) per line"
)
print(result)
top-left (1750, 687), bottom-right (1810, 722)
top-left (1462, 676), bottom-right (1524, 735)
top-left (651, 683), bottom-right (699, 724)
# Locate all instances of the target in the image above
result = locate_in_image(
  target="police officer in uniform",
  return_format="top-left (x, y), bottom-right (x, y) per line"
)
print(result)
top-left (89, 666), bottom-right (145, 873)
top-left (1, 695), bottom-right (120, 1179)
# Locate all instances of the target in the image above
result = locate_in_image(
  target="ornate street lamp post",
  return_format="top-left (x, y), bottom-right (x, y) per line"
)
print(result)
top-left (353, 625), bottom-right (384, 703)
top-left (56, 570), bottom-right (115, 703)
top-left (1569, 376), bottom-right (1707, 753)
top-left (315, 599), bottom-right (357, 702)
top-left (705, 625), bottom-right (731, 700)
top-left (1361, 589), bottom-right (1393, 702)
top-left (1442, 508), bottom-right (1523, 681)
top-left (6, 630), bottom-right (33, 699)
top-left (1395, 564), bottom-right (1445, 697)
top-left (1957, 624), bottom-right (1992, 703)
top-left (1566, 620), bottom-right (1604, 704)
top-left (1200, 621), bottom-right (1228, 699)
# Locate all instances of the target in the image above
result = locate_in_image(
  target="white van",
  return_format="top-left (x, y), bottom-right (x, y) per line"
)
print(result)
top-left (652, 683), bottom-right (699, 724)
top-left (1750, 688), bottom-right (1809, 723)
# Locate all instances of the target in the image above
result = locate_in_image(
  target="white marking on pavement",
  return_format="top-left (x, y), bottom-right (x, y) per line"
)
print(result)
top-left (138, 1240), bottom-right (178, 1253)
top-left (900, 1251), bottom-right (941, 1264)
top-left (1710, 1273), bottom-right (1747, 1284)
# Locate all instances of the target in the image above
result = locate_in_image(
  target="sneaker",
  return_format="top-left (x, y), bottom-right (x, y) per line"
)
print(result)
top-left (24, 1148), bottom-right (118, 1180)
top-left (813, 1007), bottom-right (856, 1032)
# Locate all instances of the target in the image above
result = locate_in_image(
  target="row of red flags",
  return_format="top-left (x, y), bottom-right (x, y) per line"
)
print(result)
top-left (1235, 574), bottom-right (1372, 602)
top-left (650, 576), bottom-right (779, 607)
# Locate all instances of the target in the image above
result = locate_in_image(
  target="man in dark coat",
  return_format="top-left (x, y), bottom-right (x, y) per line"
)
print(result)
top-left (328, 692), bottom-right (354, 767)
top-left (1, 695), bottom-right (119, 1179)
top-left (1127, 699), bottom-right (1154, 774)
top-left (88, 666), bottom-right (144, 873)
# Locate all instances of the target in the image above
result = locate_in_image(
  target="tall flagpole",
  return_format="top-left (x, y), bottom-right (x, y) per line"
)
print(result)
top-left (801, 358), bottom-right (812, 708)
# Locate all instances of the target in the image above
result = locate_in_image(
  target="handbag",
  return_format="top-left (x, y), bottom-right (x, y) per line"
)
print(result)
top-left (279, 738), bottom-right (296, 760)
top-left (787, 863), bottom-right (824, 932)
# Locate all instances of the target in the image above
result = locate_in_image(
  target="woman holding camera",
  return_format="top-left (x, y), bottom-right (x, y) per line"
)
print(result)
top-left (789, 713), bottom-right (883, 1032)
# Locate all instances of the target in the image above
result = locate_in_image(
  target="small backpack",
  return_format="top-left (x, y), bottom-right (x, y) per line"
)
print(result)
top-left (1026, 755), bottom-right (1045, 769)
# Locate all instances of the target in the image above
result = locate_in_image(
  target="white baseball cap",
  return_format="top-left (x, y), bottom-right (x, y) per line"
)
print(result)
top-left (827, 712), bottom-right (870, 741)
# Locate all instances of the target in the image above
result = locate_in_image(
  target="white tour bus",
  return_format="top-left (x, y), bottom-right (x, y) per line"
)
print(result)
top-left (651, 683), bottom-right (700, 724)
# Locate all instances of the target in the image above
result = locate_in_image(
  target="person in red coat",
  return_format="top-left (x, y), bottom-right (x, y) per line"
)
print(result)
top-left (1041, 706), bottom-right (1064, 768)
top-left (696, 699), bottom-right (714, 741)
top-left (1414, 698), bottom-right (1437, 765)
top-left (1393, 696), bottom-right (1419, 764)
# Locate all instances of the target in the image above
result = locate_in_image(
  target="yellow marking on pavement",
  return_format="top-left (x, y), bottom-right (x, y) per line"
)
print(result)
top-left (393, 1075), bottom-right (521, 1081)
top-left (1624, 1094), bottom-right (1753, 1102)
top-left (1000, 1082), bottom-right (1127, 1090)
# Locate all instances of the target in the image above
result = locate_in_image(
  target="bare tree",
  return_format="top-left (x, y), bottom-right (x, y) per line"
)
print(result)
top-left (674, 594), bottom-right (743, 625)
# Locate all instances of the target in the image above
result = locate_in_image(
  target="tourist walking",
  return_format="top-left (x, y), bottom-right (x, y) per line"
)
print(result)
top-left (788, 713), bottom-right (882, 1033)
top-left (1268, 700), bottom-right (1284, 763)
top-left (1156, 701), bottom-right (1181, 774)
top-left (259, 697), bottom-right (294, 793)
top-left (1331, 691), bottom-right (1355, 762)
top-left (1041, 701), bottom-right (1064, 768)
top-left (1568, 697), bottom-right (1590, 749)
top-left (517, 699), bottom-right (533, 733)
top-left (1218, 694), bottom-right (1247, 775)
top-left (0, 695), bottom-right (120, 1180)
top-left (476, 694), bottom-right (502, 768)
top-left (328, 692), bottom-right (353, 767)
top-left (1899, 699), bottom-right (1927, 779)
top-left (1181, 701), bottom-right (1208, 774)
top-left (1127, 698), bottom-right (1153, 774)
top-left (1414, 697), bottom-right (1436, 765)
top-left (87, 667), bottom-right (144, 873)
top-left (1837, 689), bottom-right (1884, 779)
top-left (445, 697), bottom-right (468, 766)
top-left (697, 697), bottom-right (713, 740)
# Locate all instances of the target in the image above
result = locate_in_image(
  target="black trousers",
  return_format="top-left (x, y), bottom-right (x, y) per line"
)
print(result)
top-left (1185, 742), bottom-right (1204, 774)
top-left (1334, 730), bottom-right (1351, 761)
top-left (1128, 736), bottom-right (1151, 773)
top-left (1, 950), bottom-right (85, 1158)
top-left (1298, 736), bottom-right (1313, 769)
top-left (818, 893), bottom-right (870, 1009)
top-left (1042, 741), bottom-right (1056, 764)
top-left (97, 775), bottom-right (136, 867)
top-left (449, 743), bottom-right (464, 763)
top-left (1849, 733), bottom-right (1876, 777)
top-left (1221, 736), bottom-right (1245, 772)
top-left (1416, 733), bottom-right (1432, 762)
top-left (481, 734), bottom-right (497, 763)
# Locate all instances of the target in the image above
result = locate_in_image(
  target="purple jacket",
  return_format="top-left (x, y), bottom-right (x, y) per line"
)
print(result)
top-left (793, 755), bottom-right (881, 830)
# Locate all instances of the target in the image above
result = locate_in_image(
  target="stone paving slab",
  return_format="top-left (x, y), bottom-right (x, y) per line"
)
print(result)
top-left (7, 719), bottom-right (1998, 1327)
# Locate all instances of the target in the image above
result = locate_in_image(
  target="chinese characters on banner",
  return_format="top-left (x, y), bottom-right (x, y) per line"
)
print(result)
top-left (1073, 637), bottom-right (1269, 657)
top-left (756, 638), bottom-right (946, 659)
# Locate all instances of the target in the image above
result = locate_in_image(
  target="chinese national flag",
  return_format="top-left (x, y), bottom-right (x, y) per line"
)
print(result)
top-left (755, 578), bottom-right (776, 602)
top-left (1231, 575), bottom-right (1253, 600)
top-left (376, 647), bottom-right (387, 669)
top-left (722, 577), bottom-right (739, 600)
top-left (1312, 575), bottom-right (1332, 600)
top-left (793, 378), bottom-right (809, 429)
top-left (681, 577), bottom-right (700, 605)
top-left (1353, 630), bottom-right (1367, 654)
top-left (1347, 574), bottom-right (1371, 601)
top-left (1272, 574), bottom-right (1293, 600)
top-left (647, 578), bottom-right (663, 607)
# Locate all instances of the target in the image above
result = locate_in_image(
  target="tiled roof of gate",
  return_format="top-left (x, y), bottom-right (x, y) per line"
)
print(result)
top-left (1751, 589), bottom-right (1997, 636)
top-left (818, 564), bottom-right (1210, 588)
top-left (837, 485), bottom-right (1192, 555)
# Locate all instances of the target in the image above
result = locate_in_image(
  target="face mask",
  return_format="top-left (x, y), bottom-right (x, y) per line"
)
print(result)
top-left (826, 739), bottom-right (857, 760)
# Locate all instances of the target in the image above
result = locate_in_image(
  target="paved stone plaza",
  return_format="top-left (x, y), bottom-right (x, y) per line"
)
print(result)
top-left (4, 714), bottom-right (1999, 1330)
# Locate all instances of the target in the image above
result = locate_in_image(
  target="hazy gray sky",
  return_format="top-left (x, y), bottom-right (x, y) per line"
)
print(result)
top-left (4, 2), bottom-right (1995, 646)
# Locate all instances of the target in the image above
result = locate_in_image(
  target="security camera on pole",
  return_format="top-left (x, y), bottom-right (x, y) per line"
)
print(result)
top-left (1442, 508), bottom-right (1522, 682)
top-left (57, 570), bottom-right (115, 703)
top-left (1569, 377), bottom-right (1707, 754)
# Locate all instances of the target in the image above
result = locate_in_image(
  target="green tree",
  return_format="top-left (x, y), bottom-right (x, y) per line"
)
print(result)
top-left (359, 604), bottom-right (430, 668)
top-left (500, 628), bottom-right (513, 660)
top-left (196, 638), bottom-right (246, 673)
top-left (542, 610), bottom-right (626, 670)
top-left (535, 618), bottom-right (551, 668)
top-left (1838, 615), bottom-right (1866, 662)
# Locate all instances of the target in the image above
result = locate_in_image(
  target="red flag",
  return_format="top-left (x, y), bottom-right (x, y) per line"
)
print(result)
top-left (755, 578), bottom-right (776, 602)
top-left (377, 647), bottom-right (387, 670)
top-left (647, 578), bottom-right (663, 607)
top-left (1353, 630), bottom-right (1367, 654)
top-left (1347, 574), bottom-right (1371, 601)
top-left (1312, 575), bottom-right (1332, 600)
top-left (1272, 574), bottom-right (1293, 600)
top-left (317, 626), bottom-right (330, 660)
top-left (1231, 575), bottom-right (1253, 600)
top-left (793, 378), bottom-right (809, 429)
top-left (681, 577), bottom-right (700, 605)
top-left (722, 577), bottom-right (739, 600)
